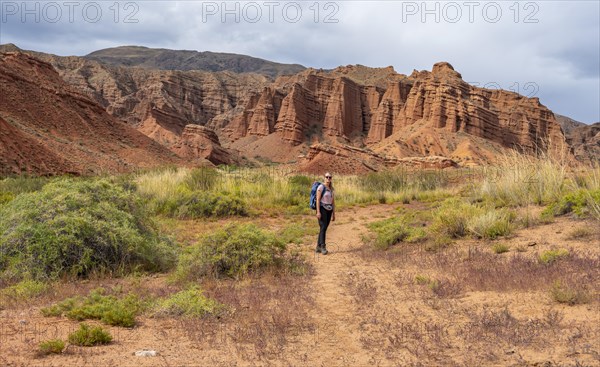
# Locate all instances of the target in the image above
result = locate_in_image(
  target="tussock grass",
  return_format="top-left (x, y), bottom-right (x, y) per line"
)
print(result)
top-left (430, 199), bottom-right (515, 239)
top-left (480, 151), bottom-right (569, 206)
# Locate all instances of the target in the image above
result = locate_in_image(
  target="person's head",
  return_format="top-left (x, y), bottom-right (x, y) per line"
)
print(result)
top-left (324, 172), bottom-right (333, 188)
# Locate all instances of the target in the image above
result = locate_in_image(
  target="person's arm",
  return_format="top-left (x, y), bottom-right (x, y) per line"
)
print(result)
top-left (331, 190), bottom-right (335, 221)
top-left (317, 186), bottom-right (323, 219)
top-left (316, 186), bottom-right (323, 219)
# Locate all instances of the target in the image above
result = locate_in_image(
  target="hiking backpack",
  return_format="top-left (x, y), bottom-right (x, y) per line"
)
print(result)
top-left (309, 181), bottom-right (326, 210)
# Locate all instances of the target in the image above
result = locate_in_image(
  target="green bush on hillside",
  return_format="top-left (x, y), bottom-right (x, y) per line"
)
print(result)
top-left (175, 223), bottom-right (287, 280)
top-left (541, 189), bottom-right (600, 219)
top-left (0, 179), bottom-right (177, 281)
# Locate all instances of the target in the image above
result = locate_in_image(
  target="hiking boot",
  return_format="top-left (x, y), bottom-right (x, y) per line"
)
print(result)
top-left (315, 244), bottom-right (323, 253)
top-left (321, 247), bottom-right (329, 255)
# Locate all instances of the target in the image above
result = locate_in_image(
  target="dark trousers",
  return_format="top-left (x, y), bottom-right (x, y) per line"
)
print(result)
top-left (317, 206), bottom-right (333, 247)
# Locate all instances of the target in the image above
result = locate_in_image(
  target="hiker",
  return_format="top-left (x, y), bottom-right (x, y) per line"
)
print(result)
top-left (316, 172), bottom-right (335, 255)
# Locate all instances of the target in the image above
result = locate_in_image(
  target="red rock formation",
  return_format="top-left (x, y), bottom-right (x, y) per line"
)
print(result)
top-left (172, 124), bottom-right (233, 165)
top-left (2, 47), bottom-right (571, 170)
top-left (0, 52), bottom-right (182, 176)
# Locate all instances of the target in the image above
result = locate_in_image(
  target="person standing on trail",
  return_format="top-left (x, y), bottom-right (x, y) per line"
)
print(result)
top-left (316, 172), bottom-right (335, 255)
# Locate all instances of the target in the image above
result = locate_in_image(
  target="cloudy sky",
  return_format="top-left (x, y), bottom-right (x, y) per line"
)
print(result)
top-left (1, 0), bottom-right (598, 123)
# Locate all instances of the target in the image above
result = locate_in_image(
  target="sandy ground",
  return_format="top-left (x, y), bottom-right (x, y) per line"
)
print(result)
top-left (1, 203), bottom-right (598, 366)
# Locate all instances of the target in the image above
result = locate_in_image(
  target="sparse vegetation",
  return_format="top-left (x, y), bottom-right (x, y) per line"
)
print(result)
top-left (153, 286), bottom-right (223, 318)
top-left (365, 215), bottom-right (427, 250)
top-left (539, 249), bottom-right (570, 265)
top-left (41, 287), bottom-right (146, 327)
top-left (550, 280), bottom-right (591, 305)
top-left (39, 339), bottom-right (65, 355)
top-left (68, 323), bottom-right (112, 346)
top-left (491, 243), bottom-right (510, 254)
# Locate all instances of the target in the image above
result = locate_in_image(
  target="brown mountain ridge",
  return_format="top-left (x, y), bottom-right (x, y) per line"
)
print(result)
top-left (0, 52), bottom-right (185, 176)
top-left (1, 44), bottom-right (595, 175)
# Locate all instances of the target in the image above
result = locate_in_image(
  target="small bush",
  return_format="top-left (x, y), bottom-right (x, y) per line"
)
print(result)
top-left (153, 287), bottom-right (223, 318)
top-left (366, 216), bottom-right (418, 250)
top-left (1, 279), bottom-right (48, 300)
top-left (542, 189), bottom-right (600, 218)
top-left (41, 288), bottom-right (145, 327)
top-left (550, 281), bottom-right (591, 305)
top-left (492, 243), bottom-right (510, 254)
top-left (68, 323), bottom-right (112, 346)
top-left (0, 179), bottom-right (176, 281)
top-left (539, 249), bottom-right (570, 265)
top-left (39, 339), bottom-right (65, 354)
top-left (175, 224), bottom-right (287, 280)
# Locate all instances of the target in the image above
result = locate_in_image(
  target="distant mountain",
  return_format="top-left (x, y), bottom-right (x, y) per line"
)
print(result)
top-left (555, 114), bottom-right (587, 134)
top-left (84, 45), bottom-right (306, 78)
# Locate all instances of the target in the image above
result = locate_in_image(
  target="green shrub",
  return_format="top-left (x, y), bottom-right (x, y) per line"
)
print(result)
top-left (541, 189), bottom-right (600, 218)
top-left (366, 217), bottom-right (411, 250)
top-left (1, 279), bottom-right (48, 300)
top-left (39, 339), bottom-right (65, 354)
top-left (491, 243), bottom-right (510, 254)
top-left (153, 287), bottom-right (223, 317)
top-left (41, 287), bottom-right (145, 327)
top-left (539, 249), bottom-right (570, 265)
top-left (550, 281), bottom-right (591, 305)
top-left (175, 224), bottom-right (287, 280)
top-left (0, 179), bottom-right (176, 281)
top-left (68, 323), bottom-right (112, 346)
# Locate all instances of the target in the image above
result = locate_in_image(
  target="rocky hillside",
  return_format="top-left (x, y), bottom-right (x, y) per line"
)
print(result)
top-left (0, 52), bottom-right (185, 176)
top-left (564, 122), bottom-right (600, 165)
top-left (2, 44), bottom-right (589, 173)
top-left (85, 45), bottom-right (306, 78)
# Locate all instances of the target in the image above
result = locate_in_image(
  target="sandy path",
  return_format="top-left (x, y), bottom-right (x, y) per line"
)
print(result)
top-left (305, 204), bottom-right (402, 366)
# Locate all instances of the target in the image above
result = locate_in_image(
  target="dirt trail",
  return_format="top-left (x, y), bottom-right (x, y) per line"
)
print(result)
top-left (306, 204), bottom-right (403, 366)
